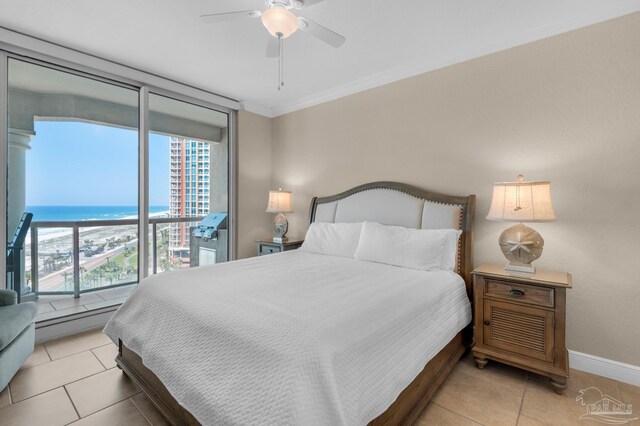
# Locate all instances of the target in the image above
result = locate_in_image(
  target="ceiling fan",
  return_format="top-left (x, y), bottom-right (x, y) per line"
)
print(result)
top-left (201, 0), bottom-right (346, 89)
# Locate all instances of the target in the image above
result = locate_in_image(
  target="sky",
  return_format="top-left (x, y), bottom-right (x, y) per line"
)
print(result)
top-left (25, 121), bottom-right (170, 206)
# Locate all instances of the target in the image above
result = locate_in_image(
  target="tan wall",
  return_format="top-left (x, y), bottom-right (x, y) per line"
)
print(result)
top-left (236, 110), bottom-right (273, 259)
top-left (270, 13), bottom-right (640, 365)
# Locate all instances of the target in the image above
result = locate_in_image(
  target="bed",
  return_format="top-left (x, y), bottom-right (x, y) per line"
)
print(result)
top-left (106, 181), bottom-right (476, 426)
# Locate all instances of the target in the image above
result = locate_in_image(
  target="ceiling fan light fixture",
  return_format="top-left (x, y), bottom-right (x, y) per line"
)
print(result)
top-left (261, 7), bottom-right (299, 38)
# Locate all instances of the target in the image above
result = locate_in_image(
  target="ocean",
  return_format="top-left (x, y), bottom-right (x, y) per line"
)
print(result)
top-left (26, 205), bottom-right (169, 222)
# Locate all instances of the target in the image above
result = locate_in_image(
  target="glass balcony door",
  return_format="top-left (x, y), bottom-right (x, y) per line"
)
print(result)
top-left (147, 93), bottom-right (229, 275)
top-left (3, 52), bottom-right (235, 314)
top-left (7, 58), bottom-right (140, 300)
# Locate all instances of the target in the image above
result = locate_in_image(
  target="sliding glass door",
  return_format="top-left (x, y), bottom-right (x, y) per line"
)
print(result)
top-left (3, 53), bottom-right (234, 311)
top-left (7, 58), bottom-right (139, 300)
top-left (147, 93), bottom-right (229, 276)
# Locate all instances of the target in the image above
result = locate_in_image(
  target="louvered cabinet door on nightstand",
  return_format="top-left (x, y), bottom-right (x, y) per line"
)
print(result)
top-left (471, 264), bottom-right (572, 394)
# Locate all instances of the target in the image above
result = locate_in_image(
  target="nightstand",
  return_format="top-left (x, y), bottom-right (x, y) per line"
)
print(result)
top-left (471, 264), bottom-right (572, 394)
top-left (256, 239), bottom-right (304, 256)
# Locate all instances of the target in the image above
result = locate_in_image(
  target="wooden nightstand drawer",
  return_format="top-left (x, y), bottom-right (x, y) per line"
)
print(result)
top-left (485, 280), bottom-right (554, 308)
top-left (483, 299), bottom-right (554, 362)
top-left (256, 239), bottom-right (303, 256)
top-left (259, 245), bottom-right (280, 255)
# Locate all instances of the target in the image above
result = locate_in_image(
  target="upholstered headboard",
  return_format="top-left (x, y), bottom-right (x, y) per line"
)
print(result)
top-left (308, 182), bottom-right (476, 291)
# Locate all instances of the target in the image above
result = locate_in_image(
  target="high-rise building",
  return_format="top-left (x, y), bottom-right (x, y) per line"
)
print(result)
top-left (169, 137), bottom-right (211, 259)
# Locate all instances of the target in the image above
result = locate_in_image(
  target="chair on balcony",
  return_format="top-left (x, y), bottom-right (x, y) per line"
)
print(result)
top-left (0, 289), bottom-right (37, 391)
top-left (7, 212), bottom-right (33, 303)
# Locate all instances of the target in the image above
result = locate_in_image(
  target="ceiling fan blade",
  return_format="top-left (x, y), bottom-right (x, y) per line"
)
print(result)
top-left (297, 17), bottom-right (345, 48)
top-left (266, 37), bottom-right (280, 58)
top-left (291, 0), bottom-right (325, 9)
top-left (200, 10), bottom-right (261, 24)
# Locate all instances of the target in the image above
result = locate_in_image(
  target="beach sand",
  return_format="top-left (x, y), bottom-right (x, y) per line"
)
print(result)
top-left (24, 211), bottom-right (180, 292)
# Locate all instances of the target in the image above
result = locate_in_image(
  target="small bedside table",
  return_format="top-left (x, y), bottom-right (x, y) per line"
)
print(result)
top-left (471, 264), bottom-right (572, 394)
top-left (256, 239), bottom-right (304, 256)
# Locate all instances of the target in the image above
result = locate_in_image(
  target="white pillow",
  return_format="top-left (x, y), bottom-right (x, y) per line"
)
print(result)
top-left (354, 222), bottom-right (446, 271)
top-left (300, 222), bottom-right (363, 258)
top-left (432, 228), bottom-right (463, 271)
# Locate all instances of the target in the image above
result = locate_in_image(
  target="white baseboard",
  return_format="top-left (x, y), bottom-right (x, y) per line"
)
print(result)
top-left (569, 350), bottom-right (640, 387)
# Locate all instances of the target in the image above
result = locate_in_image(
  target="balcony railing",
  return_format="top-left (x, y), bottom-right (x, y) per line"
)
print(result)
top-left (28, 216), bottom-right (203, 298)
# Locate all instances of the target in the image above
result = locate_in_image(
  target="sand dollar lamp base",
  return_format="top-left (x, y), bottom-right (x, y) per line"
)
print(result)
top-left (272, 213), bottom-right (289, 243)
top-left (498, 223), bottom-right (544, 273)
top-left (487, 175), bottom-right (556, 274)
top-left (266, 188), bottom-right (293, 243)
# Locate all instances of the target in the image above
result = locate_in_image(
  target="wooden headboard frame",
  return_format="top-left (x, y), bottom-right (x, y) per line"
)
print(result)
top-left (308, 181), bottom-right (476, 295)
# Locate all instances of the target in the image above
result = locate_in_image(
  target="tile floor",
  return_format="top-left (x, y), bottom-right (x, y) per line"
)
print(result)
top-left (35, 285), bottom-right (135, 323)
top-left (0, 328), bottom-right (638, 425)
top-left (0, 329), bottom-right (166, 426)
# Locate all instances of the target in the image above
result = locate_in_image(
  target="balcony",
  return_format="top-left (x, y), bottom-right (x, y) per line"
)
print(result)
top-left (25, 216), bottom-right (203, 322)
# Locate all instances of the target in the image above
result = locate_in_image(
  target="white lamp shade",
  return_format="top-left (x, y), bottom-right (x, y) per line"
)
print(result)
top-left (487, 176), bottom-right (556, 222)
top-left (261, 7), bottom-right (299, 38)
top-left (266, 190), bottom-right (293, 213)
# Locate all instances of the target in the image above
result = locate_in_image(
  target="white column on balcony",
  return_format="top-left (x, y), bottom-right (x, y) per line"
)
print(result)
top-left (7, 128), bottom-right (34, 235)
top-left (7, 128), bottom-right (34, 294)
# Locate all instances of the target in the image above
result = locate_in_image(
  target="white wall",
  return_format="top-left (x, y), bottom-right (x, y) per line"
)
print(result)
top-left (237, 110), bottom-right (273, 259)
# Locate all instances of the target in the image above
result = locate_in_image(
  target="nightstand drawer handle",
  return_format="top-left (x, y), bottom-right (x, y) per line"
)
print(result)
top-left (509, 289), bottom-right (525, 298)
top-left (483, 320), bottom-right (490, 326)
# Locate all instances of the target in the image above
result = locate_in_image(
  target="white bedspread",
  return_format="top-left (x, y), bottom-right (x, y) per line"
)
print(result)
top-left (103, 251), bottom-right (471, 426)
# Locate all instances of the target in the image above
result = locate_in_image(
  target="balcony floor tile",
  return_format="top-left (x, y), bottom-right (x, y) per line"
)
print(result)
top-left (36, 303), bottom-right (55, 314)
top-left (51, 293), bottom-right (103, 310)
top-left (35, 305), bottom-right (87, 322)
top-left (34, 284), bottom-right (136, 323)
top-left (95, 286), bottom-right (135, 301)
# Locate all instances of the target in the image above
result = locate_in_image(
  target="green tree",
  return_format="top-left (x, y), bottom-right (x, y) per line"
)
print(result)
top-left (106, 237), bottom-right (116, 249)
top-left (160, 258), bottom-right (171, 272)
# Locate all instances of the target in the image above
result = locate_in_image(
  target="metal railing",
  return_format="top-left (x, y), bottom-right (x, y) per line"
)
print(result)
top-left (29, 216), bottom-right (203, 298)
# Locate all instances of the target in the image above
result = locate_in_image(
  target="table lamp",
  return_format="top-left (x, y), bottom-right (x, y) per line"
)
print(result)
top-left (486, 175), bottom-right (556, 273)
top-left (266, 188), bottom-right (293, 243)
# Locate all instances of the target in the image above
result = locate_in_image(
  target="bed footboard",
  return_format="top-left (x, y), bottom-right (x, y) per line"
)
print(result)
top-left (116, 331), bottom-right (467, 426)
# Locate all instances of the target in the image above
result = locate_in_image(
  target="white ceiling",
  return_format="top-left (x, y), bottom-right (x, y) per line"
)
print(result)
top-left (1, 0), bottom-right (639, 117)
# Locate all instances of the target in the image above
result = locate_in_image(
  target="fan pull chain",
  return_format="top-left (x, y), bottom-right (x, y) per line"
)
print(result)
top-left (278, 35), bottom-right (285, 91)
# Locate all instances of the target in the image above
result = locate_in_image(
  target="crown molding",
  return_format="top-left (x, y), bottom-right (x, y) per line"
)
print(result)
top-left (240, 101), bottom-right (276, 118)
top-left (242, 5), bottom-right (640, 118)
